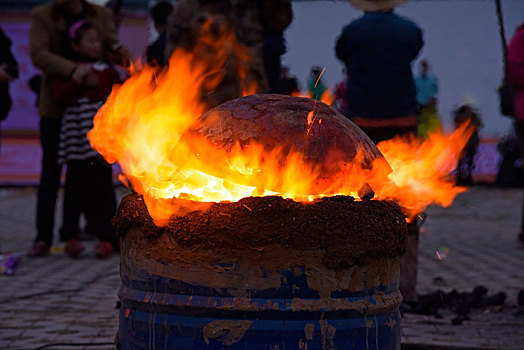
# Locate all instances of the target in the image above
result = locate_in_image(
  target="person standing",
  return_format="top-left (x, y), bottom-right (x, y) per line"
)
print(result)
top-left (414, 59), bottom-right (441, 139)
top-left (453, 103), bottom-right (483, 186)
top-left (414, 60), bottom-right (438, 109)
top-left (145, 1), bottom-right (173, 67)
top-left (507, 22), bottom-right (524, 244)
top-left (335, 0), bottom-right (423, 302)
top-left (0, 26), bottom-right (19, 151)
top-left (335, 0), bottom-right (423, 144)
top-left (55, 20), bottom-right (120, 259)
top-left (27, 0), bottom-right (124, 257)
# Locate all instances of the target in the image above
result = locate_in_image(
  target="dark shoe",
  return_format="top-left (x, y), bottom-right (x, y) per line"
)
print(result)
top-left (65, 239), bottom-right (85, 259)
top-left (27, 241), bottom-right (49, 257)
top-left (95, 241), bottom-right (114, 259)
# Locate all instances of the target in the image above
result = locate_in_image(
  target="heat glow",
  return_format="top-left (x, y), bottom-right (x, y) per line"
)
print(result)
top-left (88, 31), bottom-right (473, 225)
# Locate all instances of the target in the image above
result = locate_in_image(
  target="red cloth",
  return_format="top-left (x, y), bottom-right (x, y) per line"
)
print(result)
top-left (52, 62), bottom-right (120, 106)
top-left (508, 23), bottom-right (524, 121)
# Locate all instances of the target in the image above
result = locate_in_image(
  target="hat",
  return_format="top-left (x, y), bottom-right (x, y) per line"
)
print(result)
top-left (349, 0), bottom-right (407, 11)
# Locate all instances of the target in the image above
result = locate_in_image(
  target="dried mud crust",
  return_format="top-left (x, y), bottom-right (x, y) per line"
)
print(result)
top-left (114, 194), bottom-right (407, 269)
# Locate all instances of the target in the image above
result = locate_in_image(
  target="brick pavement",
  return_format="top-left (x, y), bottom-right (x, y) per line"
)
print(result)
top-left (0, 187), bottom-right (523, 349)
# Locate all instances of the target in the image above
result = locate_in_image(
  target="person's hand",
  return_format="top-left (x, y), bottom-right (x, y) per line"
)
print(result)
top-left (71, 64), bottom-right (91, 83)
top-left (84, 71), bottom-right (99, 88)
top-left (109, 45), bottom-right (132, 67)
top-left (0, 64), bottom-right (14, 82)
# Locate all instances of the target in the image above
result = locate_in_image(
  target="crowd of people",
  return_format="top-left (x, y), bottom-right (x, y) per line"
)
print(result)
top-left (0, 0), bottom-right (522, 259)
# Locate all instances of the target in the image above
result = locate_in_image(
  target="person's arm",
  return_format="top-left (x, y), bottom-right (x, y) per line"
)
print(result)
top-left (335, 26), bottom-right (353, 64)
top-left (29, 10), bottom-right (77, 79)
top-left (99, 6), bottom-right (120, 50)
top-left (411, 26), bottom-right (424, 60)
top-left (98, 6), bottom-right (132, 67)
top-left (508, 28), bottom-right (524, 87)
top-left (335, 31), bottom-right (349, 63)
top-left (0, 27), bottom-right (19, 79)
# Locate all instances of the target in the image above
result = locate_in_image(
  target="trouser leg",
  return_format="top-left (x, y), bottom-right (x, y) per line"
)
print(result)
top-left (84, 157), bottom-right (118, 248)
top-left (35, 117), bottom-right (62, 246)
top-left (60, 160), bottom-right (85, 242)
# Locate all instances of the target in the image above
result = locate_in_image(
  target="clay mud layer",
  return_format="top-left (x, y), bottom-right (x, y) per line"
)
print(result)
top-left (116, 194), bottom-right (406, 349)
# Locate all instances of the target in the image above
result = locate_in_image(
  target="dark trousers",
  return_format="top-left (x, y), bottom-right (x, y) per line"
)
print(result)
top-left (515, 121), bottom-right (524, 231)
top-left (61, 157), bottom-right (118, 247)
top-left (35, 117), bottom-right (62, 246)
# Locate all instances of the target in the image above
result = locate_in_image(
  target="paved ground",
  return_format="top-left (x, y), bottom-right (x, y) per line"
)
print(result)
top-left (0, 186), bottom-right (523, 349)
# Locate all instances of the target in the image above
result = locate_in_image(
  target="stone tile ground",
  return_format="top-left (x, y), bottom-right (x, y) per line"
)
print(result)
top-left (0, 187), bottom-right (523, 349)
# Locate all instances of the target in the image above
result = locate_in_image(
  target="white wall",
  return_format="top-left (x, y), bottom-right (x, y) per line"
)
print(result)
top-left (283, 0), bottom-right (524, 137)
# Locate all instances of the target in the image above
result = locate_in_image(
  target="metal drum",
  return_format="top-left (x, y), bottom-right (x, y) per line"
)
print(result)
top-left (117, 225), bottom-right (402, 349)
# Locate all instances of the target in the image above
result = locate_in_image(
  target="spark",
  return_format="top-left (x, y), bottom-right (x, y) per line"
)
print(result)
top-left (314, 67), bottom-right (326, 88)
top-left (242, 204), bottom-right (252, 211)
top-left (436, 250), bottom-right (442, 260)
top-left (153, 71), bottom-right (158, 86)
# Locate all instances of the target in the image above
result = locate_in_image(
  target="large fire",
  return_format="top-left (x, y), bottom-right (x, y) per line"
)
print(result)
top-left (88, 30), bottom-right (473, 226)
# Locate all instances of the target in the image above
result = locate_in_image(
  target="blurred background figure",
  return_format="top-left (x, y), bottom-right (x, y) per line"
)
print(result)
top-left (507, 21), bottom-right (524, 244)
top-left (334, 69), bottom-right (348, 115)
top-left (307, 66), bottom-right (326, 101)
top-left (335, 0), bottom-right (422, 144)
top-left (0, 25), bottom-right (19, 152)
top-left (335, 0), bottom-right (423, 303)
top-left (27, 0), bottom-right (125, 258)
top-left (453, 101), bottom-right (483, 186)
top-left (414, 59), bottom-right (441, 139)
top-left (145, 1), bottom-right (173, 67)
top-left (165, 0), bottom-right (292, 109)
top-left (414, 59), bottom-right (439, 110)
top-left (274, 65), bottom-right (299, 95)
top-left (54, 20), bottom-right (121, 259)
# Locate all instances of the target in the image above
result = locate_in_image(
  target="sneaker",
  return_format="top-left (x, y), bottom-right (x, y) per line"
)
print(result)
top-left (65, 239), bottom-right (85, 259)
top-left (95, 241), bottom-right (114, 259)
top-left (27, 241), bottom-right (49, 258)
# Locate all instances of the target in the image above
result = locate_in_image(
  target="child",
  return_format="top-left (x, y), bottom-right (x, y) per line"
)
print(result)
top-left (453, 103), bottom-right (483, 186)
top-left (55, 20), bottom-right (120, 259)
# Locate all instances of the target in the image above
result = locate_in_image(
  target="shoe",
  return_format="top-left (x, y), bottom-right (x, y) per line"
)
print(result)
top-left (27, 241), bottom-right (49, 257)
top-left (95, 241), bottom-right (114, 259)
top-left (65, 239), bottom-right (85, 259)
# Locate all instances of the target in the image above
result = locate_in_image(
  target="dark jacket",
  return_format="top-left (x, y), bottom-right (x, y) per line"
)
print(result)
top-left (0, 26), bottom-right (19, 121)
top-left (335, 11), bottom-right (423, 119)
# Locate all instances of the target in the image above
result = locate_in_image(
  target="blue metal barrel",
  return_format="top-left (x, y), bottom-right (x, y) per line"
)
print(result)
top-left (117, 226), bottom-right (402, 349)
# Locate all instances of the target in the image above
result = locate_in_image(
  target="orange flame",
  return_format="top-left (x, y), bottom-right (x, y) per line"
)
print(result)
top-left (88, 26), bottom-right (474, 226)
top-left (376, 122), bottom-right (474, 218)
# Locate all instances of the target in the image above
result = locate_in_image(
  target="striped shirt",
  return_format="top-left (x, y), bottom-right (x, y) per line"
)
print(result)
top-left (57, 97), bottom-right (103, 164)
